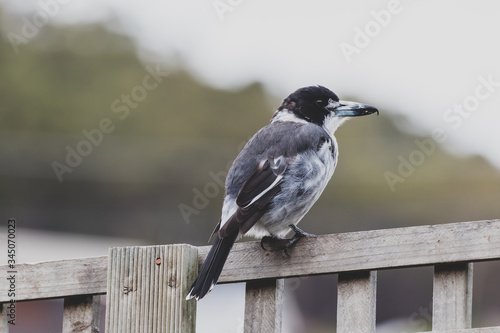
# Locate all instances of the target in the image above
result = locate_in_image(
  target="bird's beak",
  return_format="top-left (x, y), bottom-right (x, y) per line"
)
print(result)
top-left (329, 100), bottom-right (379, 117)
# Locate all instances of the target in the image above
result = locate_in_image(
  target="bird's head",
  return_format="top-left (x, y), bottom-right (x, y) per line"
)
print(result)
top-left (272, 85), bottom-right (379, 136)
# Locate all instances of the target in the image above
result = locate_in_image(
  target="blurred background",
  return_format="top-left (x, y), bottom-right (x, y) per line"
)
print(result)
top-left (1, 0), bottom-right (500, 332)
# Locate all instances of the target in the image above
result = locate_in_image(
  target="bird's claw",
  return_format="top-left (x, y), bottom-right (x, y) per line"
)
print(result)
top-left (261, 236), bottom-right (287, 251)
top-left (260, 225), bottom-right (315, 256)
top-left (289, 224), bottom-right (316, 238)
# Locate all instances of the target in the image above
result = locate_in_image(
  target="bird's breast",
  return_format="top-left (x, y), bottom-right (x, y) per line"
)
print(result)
top-left (256, 147), bottom-right (336, 237)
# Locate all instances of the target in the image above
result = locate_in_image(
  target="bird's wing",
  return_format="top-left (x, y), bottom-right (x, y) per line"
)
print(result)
top-left (218, 156), bottom-right (287, 238)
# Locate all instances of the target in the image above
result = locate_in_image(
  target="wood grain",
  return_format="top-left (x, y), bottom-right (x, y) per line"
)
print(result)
top-left (0, 219), bottom-right (499, 304)
top-left (337, 271), bottom-right (376, 333)
top-left (0, 256), bottom-right (107, 303)
top-left (104, 244), bottom-right (198, 333)
top-left (244, 279), bottom-right (284, 333)
top-left (196, 219), bottom-right (500, 283)
top-left (433, 263), bottom-right (473, 330)
top-left (62, 295), bottom-right (101, 333)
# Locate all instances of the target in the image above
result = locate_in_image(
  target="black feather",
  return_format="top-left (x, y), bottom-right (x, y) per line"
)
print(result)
top-left (186, 231), bottom-right (238, 300)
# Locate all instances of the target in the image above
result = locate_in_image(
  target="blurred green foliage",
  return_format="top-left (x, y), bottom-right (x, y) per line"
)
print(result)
top-left (1, 21), bottom-right (500, 239)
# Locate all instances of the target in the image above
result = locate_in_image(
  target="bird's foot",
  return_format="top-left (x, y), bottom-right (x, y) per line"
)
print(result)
top-left (289, 224), bottom-right (316, 238)
top-left (260, 225), bottom-right (315, 256)
top-left (282, 224), bottom-right (316, 256)
top-left (261, 235), bottom-right (287, 251)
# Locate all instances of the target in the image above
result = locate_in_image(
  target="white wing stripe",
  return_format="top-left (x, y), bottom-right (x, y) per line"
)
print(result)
top-left (242, 174), bottom-right (283, 209)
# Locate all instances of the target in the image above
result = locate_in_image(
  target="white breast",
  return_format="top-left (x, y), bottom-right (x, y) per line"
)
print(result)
top-left (249, 140), bottom-right (338, 238)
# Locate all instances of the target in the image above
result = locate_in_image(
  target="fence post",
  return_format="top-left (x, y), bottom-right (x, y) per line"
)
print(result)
top-left (63, 295), bottom-right (101, 333)
top-left (433, 262), bottom-right (473, 330)
top-left (105, 244), bottom-right (198, 333)
top-left (1, 304), bottom-right (9, 333)
top-left (337, 271), bottom-right (377, 333)
top-left (244, 278), bottom-right (284, 333)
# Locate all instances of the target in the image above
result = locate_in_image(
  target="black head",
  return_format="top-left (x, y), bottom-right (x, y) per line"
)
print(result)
top-left (277, 86), bottom-right (340, 126)
top-left (274, 86), bottom-right (379, 133)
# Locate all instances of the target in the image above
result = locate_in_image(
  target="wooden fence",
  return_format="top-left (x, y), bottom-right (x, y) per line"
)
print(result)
top-left (1, 219), bottom-right (500, 332)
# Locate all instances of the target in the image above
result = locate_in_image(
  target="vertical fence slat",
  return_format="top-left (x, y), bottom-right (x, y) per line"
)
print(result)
top-left (433, 262), bottom-right (473, 330)
top-left (337, 271), bottom-right (377, 333)
top-left (105, 244), bottom-right (198, 333)
top-left (244, 278), bottom-right (284, 333)
top-left (1, 303), bottom-right (10, 333)
top-left (62, 295), bottom-right (100, 333)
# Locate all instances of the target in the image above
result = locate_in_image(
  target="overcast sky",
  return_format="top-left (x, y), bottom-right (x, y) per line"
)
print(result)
top-left (4, 0), bottom-right (500, 168)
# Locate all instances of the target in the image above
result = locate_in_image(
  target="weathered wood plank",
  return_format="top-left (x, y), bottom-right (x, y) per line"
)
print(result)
top-left (62, 295), bottom-right (101, 333)
top-left (0, 219), bottom-right (498, 304)
top-left (244, 279), bottom-right (284, 333)
top-left (105, 244), bottom-right (198, 333)
top-left (337, 271), bottom-right (376, 333)
top-left (196, 219), bottom-right (500, 283)
top-left (0, 256), bottom-right (107, 302)
top-left (433, 263), bottom-right (473, 330)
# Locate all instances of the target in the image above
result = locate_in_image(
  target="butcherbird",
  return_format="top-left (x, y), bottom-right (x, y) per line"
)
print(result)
top-left (186, 85), bottom-right (378, 300)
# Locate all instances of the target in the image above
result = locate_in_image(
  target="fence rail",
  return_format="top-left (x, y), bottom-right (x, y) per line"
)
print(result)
top-left (1, 219), bottom-right (500, 332)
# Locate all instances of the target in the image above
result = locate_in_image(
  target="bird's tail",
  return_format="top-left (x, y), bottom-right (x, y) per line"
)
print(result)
top-left (186, 231), bottom-right (238, 300)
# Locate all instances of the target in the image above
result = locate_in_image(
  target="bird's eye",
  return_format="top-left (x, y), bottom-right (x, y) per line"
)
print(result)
top-left (316, 99), bottom-right (327, 107)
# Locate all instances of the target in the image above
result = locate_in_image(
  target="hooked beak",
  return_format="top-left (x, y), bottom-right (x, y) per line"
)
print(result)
top-left (329, 100), bottom-right (379, 117)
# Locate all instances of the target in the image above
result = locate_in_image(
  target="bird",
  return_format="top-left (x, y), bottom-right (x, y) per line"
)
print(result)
top-left (186, 85), bottom-right (378, 300)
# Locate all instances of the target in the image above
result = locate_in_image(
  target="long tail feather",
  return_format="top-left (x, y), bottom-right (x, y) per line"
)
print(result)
top-left (186, 231), bottom-right (238, 300)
